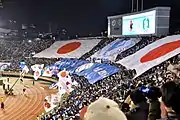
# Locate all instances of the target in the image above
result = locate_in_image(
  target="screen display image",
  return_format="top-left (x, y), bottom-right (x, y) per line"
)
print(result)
top-left (122, 10), bottom-right (156, 35)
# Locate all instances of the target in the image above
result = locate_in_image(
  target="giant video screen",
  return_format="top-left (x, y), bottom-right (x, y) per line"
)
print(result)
top-left (122, 10), bottom-right (156, 35)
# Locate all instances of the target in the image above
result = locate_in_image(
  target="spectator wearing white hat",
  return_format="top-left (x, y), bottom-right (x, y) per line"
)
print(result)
top-left (84, 97), bottom-right (127, 120)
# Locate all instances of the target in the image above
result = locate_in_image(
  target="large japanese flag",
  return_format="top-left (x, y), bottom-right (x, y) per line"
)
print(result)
top-left (33, 39), bottom-right (101, 58)
top-left (116, 35), bottom-right (180, 78)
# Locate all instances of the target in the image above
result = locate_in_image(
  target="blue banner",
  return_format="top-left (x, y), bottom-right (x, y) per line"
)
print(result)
top-left (74, 63), bottom-right (120, 84)
top-left (90, 38), bottom-right (140, 62)
top-left (55, 58), bottom-right (88, 73)
top-left (87, 64), bottom-right (120, 84)
top-left (74, 63), bottom-right (95, 76)
top-left (66, 60), bottom-right (88, 73)
top-left (51, 58), bottom-right (120, 84)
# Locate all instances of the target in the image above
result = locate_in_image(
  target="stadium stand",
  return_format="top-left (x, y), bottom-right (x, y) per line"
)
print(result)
top-left (36, 36), bottom-right (179, 120)
top-left (0, 35), bottom-right (179, 120)
top-left (0, 38), bottom-right (56, 71)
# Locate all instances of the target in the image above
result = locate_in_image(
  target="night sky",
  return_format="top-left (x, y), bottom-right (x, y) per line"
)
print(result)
top-left (1, 0), bottom-right (180, 36)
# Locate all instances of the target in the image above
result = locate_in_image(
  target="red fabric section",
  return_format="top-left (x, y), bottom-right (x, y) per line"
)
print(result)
top-left (140, 40), bottom-right (180, 63)
top-left (57, 42), bottom-right (81, 54)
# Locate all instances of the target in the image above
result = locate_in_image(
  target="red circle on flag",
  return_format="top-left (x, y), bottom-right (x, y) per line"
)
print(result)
top-left (60, 71), bottom-right (67, 77)
top-left (36, 71), bottom-right (39, 76)
top-left (57, 42), bottom-right (81, 54)
top-left (140, 40), bottom-right (180, 63)
top-left (44, 102), bottom-right (51, 108)
top-left (46, 71), bottom-right (50, 74)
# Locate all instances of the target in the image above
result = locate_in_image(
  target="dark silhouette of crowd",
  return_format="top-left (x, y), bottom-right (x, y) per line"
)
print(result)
top-left (0, 36), bottom-right (179, 120)
top-left (40, 56), bottom-right (180, 120)
top-left (38, 36), bottom-right (180, 120)
top-left (0, 38), bottom-right (56, 71)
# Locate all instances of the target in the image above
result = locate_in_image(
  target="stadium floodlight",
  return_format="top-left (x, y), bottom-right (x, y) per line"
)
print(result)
top-left (28, 40), bottom-right (32, 43)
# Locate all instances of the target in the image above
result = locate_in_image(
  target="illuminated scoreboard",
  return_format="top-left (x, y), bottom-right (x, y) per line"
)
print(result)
top-left (122, 10), bottom-right (156, 35)
top-left (108, 7), bottom-right (170, 37)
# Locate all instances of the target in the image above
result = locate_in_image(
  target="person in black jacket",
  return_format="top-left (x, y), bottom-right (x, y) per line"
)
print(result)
top-left (147, 87), bottom-right (161, 120)
top-left (126, 90), bottom-right (149, 120)
top-left (161, 81), bottom-right (180, 120)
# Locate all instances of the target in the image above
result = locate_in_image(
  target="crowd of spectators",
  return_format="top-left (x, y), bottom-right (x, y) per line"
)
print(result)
top-left (0, 38), bottom-right (56, 71)
top-left (39, 36), bottom-right (180, 120)
top-left (0, 35), bottom-right (179, 120)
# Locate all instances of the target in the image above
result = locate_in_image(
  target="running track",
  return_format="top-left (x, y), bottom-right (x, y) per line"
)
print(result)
top-left (0, 78), bottom-right (57, 120)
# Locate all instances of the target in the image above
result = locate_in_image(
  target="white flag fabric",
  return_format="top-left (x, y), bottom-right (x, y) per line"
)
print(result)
top-left (33, 69), bottom-right (41, 80)
top-left (20, 65), bottom-right (29, 78)
top-left (22, 65), bottom-right (29, 74)
top-left (116, 35), bottom-right (180, 78)
top-left (31, 64), bottom-right (44, 71)
top-left (44, 94), bottom-right (60, 112)
top-left (51, 94), bottom-right (59, 105)
top-left (42, 68), bottom-right (52, 77)
top-left (0, 62), bottom-right (11, 71)
top-left (57, 70), bottom-right (73, 93)
top-left (33, 39), bottom-right (101, 58)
